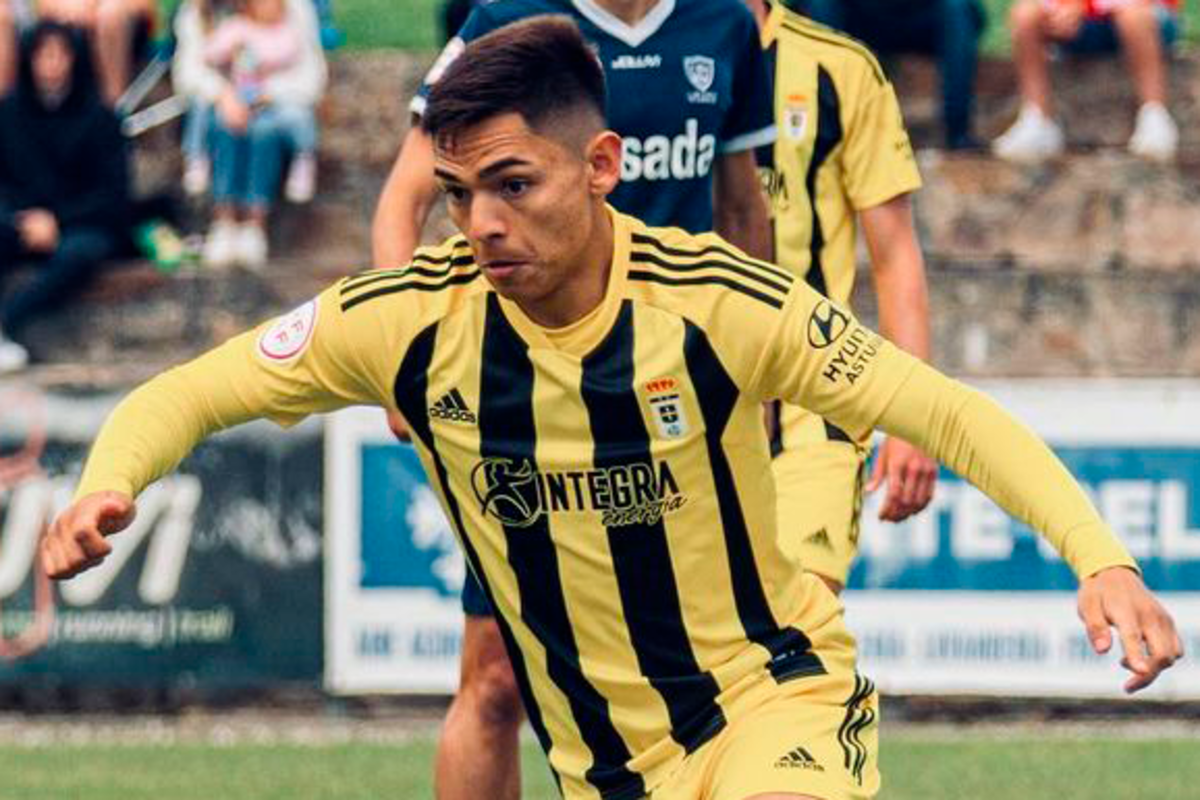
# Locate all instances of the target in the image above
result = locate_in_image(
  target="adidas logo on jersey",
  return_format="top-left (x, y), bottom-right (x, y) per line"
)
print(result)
top-left (775, 746), bottom-right (825, 772)
top-left (621, 118), bottom-right (716, 182)
top-left (805, 528), bottom-right (833, 551)
top-left (429, 388), bottom-right (476, 424)
top-left (611, 54), bottom-right (661, 70)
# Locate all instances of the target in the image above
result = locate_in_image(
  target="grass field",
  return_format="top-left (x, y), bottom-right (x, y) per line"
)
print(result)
top-left (3, 736), bottom-right (1199, 799)
top-left (328, 0), bottom-right (1200, 53)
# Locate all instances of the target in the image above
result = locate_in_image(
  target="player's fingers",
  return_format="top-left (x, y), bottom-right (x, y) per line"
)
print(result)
top-left (900, 459), bottom-right (926, 508)
top-left (1077, 588), bottom-right (1111, 654)
top-left (39, 534), bottom-right (64, 578)
top-left (864, 449), bottom-right (886, 494)
top-left (95, 494), bottom-right (136, 535)
top-left (1140, 603), bottom-right (1183, 676)
top-left (878, 466), bottom-right (906, 521)
top-left (911, 462), bottom-right (937, 515)
top-left (77, 527), bottom-right (113, 560)
top-left (1110, 605), bottom-right (1151, 680)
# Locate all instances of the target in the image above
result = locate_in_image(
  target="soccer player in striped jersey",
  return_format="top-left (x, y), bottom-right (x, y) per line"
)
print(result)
top-left (373, 2), bottom-right (774, 797)
top-left (45, 18), bottom-right (1181, 800)
top-left (747, 0), bottom-right (938, 596)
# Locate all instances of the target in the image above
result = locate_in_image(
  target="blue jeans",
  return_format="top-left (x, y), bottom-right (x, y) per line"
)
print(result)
top-left (0, 224), bottom-right (121, 340)
top-left (182, 101), bottom-right (213, 160)
top-left (210, 103), bottom-right (318, 208)
top-left (806, 0), bottom-right (986, 147)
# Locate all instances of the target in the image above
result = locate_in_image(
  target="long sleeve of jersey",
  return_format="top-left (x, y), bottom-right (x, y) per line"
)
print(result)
top-left (751, 283), bottom-right (1137, 580)
top-left (75, 283), bottom-right (390, 500)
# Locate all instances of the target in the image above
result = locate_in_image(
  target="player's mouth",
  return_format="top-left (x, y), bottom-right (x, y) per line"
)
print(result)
top-left (481, 259), bottom-right (531, 280)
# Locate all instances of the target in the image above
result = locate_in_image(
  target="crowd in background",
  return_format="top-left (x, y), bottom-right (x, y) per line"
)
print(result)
top-left (0, 0), bottom-right (1186, 375)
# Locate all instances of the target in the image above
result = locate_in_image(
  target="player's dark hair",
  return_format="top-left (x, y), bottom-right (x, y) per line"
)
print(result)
top-left (422, 15), bottom-right (607, 146)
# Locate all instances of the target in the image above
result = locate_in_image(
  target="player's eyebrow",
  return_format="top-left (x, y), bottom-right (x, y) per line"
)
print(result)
top-left (477, 157), bottom-right (534, 180)
top-left (433, 157), bottom-right (532, 186)
top-left (433, 167), bottom-right (464, 184)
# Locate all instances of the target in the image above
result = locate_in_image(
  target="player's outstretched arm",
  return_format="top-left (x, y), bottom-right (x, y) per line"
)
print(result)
top-left (873, 361), bottom-right (1184, 692)
top-left (860, 195), bottom-right (937, 522)
top-left (1078, 566), bottom-right (1183, 693)
top-left (758, 292), bottom-right (1184, 691)
top-left (372, 126), bottom-right (441, 270)
top-left (41, 491), bottom-right (135, 580)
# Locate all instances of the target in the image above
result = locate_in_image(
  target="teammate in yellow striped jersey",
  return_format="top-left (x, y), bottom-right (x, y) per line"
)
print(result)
top-left (749, 0), bottom-right (937, 593)
top-left (43, 17), bottom-right (1181, 800)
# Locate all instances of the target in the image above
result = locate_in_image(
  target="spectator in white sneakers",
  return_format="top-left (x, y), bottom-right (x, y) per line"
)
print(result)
top-left (173, 0), bottom-right (324, 269)
top-left (994, 0), bottom-right (1179, 163)
top-left (0, 22), bottom-right (129, 373)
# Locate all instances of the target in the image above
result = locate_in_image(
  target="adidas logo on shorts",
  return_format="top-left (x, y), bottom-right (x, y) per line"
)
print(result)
top-left (429, 388), bottom-right (477, 424)
top-left (775, 745), bottom-right (824, 772)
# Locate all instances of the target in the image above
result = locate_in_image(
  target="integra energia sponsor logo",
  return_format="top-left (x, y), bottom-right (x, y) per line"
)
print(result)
top-left (471, 456), bottom-right (687, 528)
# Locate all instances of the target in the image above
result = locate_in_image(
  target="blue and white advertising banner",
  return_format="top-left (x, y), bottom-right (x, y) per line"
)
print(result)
top-left (326, 408), bottom-right (464, 693)
top-left (327, 382), bottom-right (1200, 697)
top-left (847, 380), bottom-right (1200, 698)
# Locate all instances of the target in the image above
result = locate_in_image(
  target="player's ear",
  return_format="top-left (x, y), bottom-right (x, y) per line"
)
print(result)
top-left (584, 130), bottom-right (622, 197)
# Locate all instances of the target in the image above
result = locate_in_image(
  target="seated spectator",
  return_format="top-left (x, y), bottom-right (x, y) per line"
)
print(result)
top-left (993, 0), bottom-right (1179, 163)
top-left (805, 0), bottom-right (986, 150)
top-left (173, 0), bottom-right (325, 269)
top-left (0, 22), bottom-right (129, 373)
top-left (34, 0), bottom-right (156, 106)
top-left (172, 0), bottom-right (235, 196)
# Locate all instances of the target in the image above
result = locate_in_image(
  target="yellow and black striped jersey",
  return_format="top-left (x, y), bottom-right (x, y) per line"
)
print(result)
top-left (78, 209), bottom-right (1136, 800)
top-left (758, 5), bottom-right (920, 307)
top-left (758, 5), bottom-right (922, 451)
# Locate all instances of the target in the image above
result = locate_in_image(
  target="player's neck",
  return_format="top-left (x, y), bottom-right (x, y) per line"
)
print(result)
top-left (522, 206), bottom-right (614, 330)
top-left (594, 0), bottom-right (661, 26)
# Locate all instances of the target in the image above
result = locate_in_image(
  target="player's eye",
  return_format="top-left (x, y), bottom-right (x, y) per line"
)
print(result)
top-left (500, 178), bottom-right (530, 199)
top-left (442, 185), bottom-right (469, 204)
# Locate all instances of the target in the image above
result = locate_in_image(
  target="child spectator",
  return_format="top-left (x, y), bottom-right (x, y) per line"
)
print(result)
top-left (805, 0), bottom-right (987, 150)
top-left (0, 21), bottom-right (129, 372)
top-left (994, 0), bottom-right (1180, 162)
top-left (174, 0), bottom-right (324, 268)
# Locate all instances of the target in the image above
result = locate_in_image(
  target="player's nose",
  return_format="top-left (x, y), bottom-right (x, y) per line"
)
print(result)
top-left (467, 194), bottom-right (509, 243)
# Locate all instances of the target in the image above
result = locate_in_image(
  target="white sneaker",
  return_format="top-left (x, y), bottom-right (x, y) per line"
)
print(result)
top-left (1128, 102), bottom-right (1178, 163)
top-left (202, 220), bottom-right (239, 268)
top-left (183, 157), bottom-right (210, 197)
top-left (236, 223), bottom-right (268, 270)
top-left (0, 333), bottom-right (29, 374)
top-left (992, 104), bottom-right (1065, 163)
top-left (284, 154), bottom-right (317, 203)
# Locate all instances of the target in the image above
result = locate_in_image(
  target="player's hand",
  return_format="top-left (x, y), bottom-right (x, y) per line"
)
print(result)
top-left (40, 491), bottom-right (136, 580)
top-left (386, 409), bottom-right (412, 442)
top-left (865, 436), bottom-right (937, 522)
top-left (1078, 566), bottom-right (1183, 693)
top-left (216, 89), bottom-right (252, 133)
top-left (16, 209), bottom-right (59, 253)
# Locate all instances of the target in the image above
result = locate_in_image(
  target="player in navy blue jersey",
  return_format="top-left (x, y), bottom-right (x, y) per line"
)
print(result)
top-left (374, 0), bottom-right (774, 269)
top-left (370, 3), bottom-right (775, 798)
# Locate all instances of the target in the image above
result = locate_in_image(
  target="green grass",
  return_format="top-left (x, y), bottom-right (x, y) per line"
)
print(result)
top-left (331, 0), bottom-right (441, 51)
top-left (1, 737), bottom-right (1198, 799)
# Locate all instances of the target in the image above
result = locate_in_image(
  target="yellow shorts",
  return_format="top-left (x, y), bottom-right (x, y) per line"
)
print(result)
top-left (651, 669), bottom-right (881, 800)
top-left (772, 408), bottom-right (868, 586)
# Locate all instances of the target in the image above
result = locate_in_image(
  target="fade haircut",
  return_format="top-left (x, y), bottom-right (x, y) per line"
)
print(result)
top-left (422, 15), bottom-right (607, 150)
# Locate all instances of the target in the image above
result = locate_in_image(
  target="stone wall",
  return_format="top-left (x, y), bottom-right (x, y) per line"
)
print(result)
top-left (12, 51), bottom-right (1200, 389)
